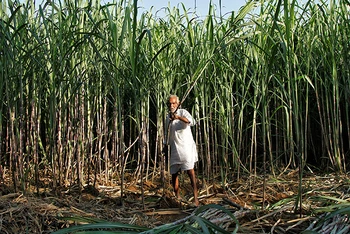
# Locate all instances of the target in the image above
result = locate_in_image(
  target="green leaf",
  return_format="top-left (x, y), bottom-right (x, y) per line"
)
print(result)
top-left (194, 204), bottom-right (239, 226)
top-left (52, 222), bottom-right (150, 234)
top-left (300, 231), bottom-right (320, 234)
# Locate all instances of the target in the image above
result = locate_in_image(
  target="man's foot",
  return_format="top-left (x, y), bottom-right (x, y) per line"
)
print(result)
top-left (175, 195), bottom-right (182, 202)
top-left (194, 199), bottom-right (199, 207)
top-left (188, 202), bottom-right (199, 208)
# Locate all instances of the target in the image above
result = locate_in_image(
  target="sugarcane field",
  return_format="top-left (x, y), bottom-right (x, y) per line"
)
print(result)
top-left (1, 0), bottom-right (350, 233)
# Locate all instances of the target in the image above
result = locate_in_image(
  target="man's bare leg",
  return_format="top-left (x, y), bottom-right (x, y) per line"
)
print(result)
top-left (187, 169), bottom-right (199, 206)
top-left (172, 172), bottom-right (180, 198)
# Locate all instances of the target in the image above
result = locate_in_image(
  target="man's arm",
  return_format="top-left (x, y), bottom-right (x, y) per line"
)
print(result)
top-left (170, 113), bottom-right (190, 124)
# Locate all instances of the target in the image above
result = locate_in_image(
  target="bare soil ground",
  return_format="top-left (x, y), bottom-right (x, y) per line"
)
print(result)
top-left (0, 169), bottom-right (349, 233)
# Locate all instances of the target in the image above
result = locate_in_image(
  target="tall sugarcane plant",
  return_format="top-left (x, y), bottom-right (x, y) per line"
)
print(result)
top-left (0, 0), bottom-right (349, 205)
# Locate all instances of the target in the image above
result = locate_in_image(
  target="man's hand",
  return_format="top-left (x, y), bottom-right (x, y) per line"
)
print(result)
top-left (170, 112), bottom-right (177, 121)
top-left (170, 113), bottom-right (189, 124)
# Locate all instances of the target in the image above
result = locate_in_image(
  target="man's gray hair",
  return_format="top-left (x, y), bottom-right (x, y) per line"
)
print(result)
top-left (169, 94), bottom-right (180, 104)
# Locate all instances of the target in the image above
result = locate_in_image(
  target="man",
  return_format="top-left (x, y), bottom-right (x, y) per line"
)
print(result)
top-left (164, 94), bottom-right (199, 207)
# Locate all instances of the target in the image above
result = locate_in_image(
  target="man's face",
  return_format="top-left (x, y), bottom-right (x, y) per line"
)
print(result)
top-left (168, 97), bottom-right (178, 113)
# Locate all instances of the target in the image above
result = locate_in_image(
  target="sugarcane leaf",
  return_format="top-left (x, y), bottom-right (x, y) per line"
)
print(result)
top-left (194, 204), bottom-right (239, 226)
top-left (52, 222), bottom-right (149, 234)
top-left (194, 216), bottom-right (231, 234)
top-left (182, 224), bottom-right (202, 233)
top-left (311, 195), bottom-right (349, 203)
top-left (190, 216), bottom-right (210, 233)
top-left (323, 205), bottom-right (350, 219)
